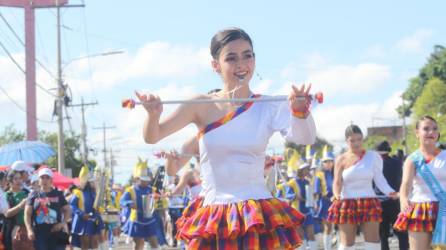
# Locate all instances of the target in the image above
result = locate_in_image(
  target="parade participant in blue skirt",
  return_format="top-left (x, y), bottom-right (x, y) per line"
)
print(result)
top-left (120, 159), bottom-right (159, 250)
top-left (314, 145), bottom-right (335, 250)
top-left (288, 163), bottom-right (317, 250)
top-left (70, 166), bottom-right (104, 250)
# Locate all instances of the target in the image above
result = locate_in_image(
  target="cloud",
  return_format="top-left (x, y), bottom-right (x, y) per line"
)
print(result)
top-left (67, 41), bottom-right (210, 91)
top-left (278, 59), bottom-right (391, 99)
top-left (396, 29), bottom-right (433, 54)
top-left (312, 90), bottom-right (403, 149)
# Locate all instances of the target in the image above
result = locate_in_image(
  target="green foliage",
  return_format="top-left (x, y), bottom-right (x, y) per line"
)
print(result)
top-left (285, 136), bottom-right (333, 158)
top-left (399, 45), bottom-right (446, 116)
top-left (405, 77), bottom-right (446, 152)
top-left (0, 125), bottom-right (87, 177)
top-left (0, 125), bottom-right (25, 145)
top-left (364, 135), bottom-right (388, 151)
top-left (412, 78), bottom-right (446, 118)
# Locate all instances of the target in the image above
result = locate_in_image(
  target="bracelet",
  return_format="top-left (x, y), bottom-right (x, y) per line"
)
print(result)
top-left (292, 109), bottom-right (309, 119)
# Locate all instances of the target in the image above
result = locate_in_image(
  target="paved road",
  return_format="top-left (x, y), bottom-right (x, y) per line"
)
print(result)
top-left (112, 234), bottom-right (402, 249)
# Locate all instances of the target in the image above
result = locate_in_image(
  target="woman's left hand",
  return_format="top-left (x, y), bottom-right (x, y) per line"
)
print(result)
top-left (388, 192), bottom-right (399, 200)
top-left (288, 84), bottom-right (311, 118)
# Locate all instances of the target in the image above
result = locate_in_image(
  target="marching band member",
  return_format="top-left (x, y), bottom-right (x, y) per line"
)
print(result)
top-left (137, 27), bottom-right (316, 249)
top-left (394, 116), bottom-right (446, 249)
top-left (120, 161), bottom-right (159, 250)
top-left (314, 145), bottom-right (335, 250)
top-left (70, 166), bottom-right (103, 250)
top-left (288, 163), bottom-right (317, 250)
top-left (328, 125), bottom-right (397, 250)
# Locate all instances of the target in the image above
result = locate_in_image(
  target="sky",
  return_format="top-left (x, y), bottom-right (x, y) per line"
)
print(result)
top-left (0, 1), bottom-right (445, 184)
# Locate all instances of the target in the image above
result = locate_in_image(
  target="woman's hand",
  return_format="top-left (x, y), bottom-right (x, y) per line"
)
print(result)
top-left (388, 192), bottom-right (399, 200)
top-left (400, 197), bottom-right (412, 214)
top-left (135, 91), bottom-right (163, 116)
top-left (288, 84), bottom-right (311, 118)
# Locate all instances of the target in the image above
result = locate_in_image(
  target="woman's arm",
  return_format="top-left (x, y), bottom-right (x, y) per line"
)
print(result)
top-left (137, 92), bottom-right (202, 144)
top-left (170, 171), bottom-right (193, 196)
top-left (165, 136), bottom-right (199, 176)
top-left (332, 155), bottom-right (344, 200)
top-left (399, 158), bottom-right (415, 212)
top-left (372, 152), bottom-right (395, 195)
top-left (4, 198), bottom-right (26, 218)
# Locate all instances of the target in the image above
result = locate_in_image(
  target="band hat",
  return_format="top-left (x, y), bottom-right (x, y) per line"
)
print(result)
top-left (321, 145), bottom-right (335, 161)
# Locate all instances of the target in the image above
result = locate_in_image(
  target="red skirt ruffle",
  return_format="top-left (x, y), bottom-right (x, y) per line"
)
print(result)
top-left (327, 198), bottom-right (382, 224)
top-left (176, 197), bottom-right (305, 250)
top-left (394, 201), bottom-right (439, 232)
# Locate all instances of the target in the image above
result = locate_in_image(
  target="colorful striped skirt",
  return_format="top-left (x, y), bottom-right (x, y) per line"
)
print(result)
top-left (327, 198), bottom-right (382, 224)
top-left (394, 201), bottom-right (439, 232)
top-left (176, 197), bottom-right (305, 250)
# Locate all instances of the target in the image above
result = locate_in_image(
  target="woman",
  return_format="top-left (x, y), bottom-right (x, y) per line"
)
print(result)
top-left (327, 125), bottom-right (397, 250)
top-left (137, 27), bottom-right (316, 249)
top-left (5, 170), bottom-right (33, 250)
top-left (394, 115), bottom-right (445, 249)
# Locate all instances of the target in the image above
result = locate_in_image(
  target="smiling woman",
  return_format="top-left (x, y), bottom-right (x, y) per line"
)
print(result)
top-left (135, 27), bottom-right (317, 250)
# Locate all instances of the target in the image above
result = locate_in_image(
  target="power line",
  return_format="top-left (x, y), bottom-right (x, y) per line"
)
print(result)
top-left (0, 11), bottom-right (57, 80)
top-left (0, 85), bottom-right (54, 124)
top-left (0, 39), bottom-right (57, 98)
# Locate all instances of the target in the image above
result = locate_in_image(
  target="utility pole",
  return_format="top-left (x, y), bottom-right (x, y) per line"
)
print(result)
top-left (110, 148), bottom-right (115, 183)
top-left (54, 2), bottom-right (84, 174)
top-left (93, 123), bottom-right (116, 168)
top-left (70, 98), bottom-right (98, 165)
top-left (401, 95), bottom-right (409, 155)
top-left (0, 0), bottom-right (68, 140)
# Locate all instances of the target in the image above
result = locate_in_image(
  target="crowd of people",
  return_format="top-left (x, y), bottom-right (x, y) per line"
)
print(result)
top-left (0, 27), bottom-right (445, 250)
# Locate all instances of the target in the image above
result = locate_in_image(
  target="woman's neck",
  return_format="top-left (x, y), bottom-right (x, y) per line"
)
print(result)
top-left (420, 144), bottom-right (438, 155)
top-left (12, 186), bottom-right (21, 192)
top-left (220, 84), bottom-right (252, 99)
top-left (349, 148), bottom-right (364, 156)
top-left (42, 187), bottom-right (52, 193)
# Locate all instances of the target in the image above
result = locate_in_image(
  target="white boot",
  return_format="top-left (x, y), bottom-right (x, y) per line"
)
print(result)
top-left (364, 242), bottom-right (380, 250)
top-left (338, 244), bottom-right (355, 250)
top-left (307, 240), bottom-right (318, 250)
top-left (323, 233), bottom-right (332, 250)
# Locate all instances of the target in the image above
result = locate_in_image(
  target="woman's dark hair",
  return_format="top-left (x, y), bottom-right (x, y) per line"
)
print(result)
top-left (345, 124), bottom-right (363, 139)
top-left (415, 115), bottom-right (440, 141)
top-left (210, 27), bottom-right (253, 59)
top-left (7, 170), bottom-right (21, 183)
top-left (415, 115), bottom-right (437, 129)
top-left (0, 171), bottom-right (7, 182)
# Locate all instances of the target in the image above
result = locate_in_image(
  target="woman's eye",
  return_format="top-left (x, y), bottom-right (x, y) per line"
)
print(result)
top-left (225, 57), bottom-right (236, 62)
top-left (243, 53), bottom-right (253, 59)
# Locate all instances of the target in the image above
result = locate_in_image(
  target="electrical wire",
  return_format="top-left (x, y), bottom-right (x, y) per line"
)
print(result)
top-left (0, 85), bottom-right (54, 123)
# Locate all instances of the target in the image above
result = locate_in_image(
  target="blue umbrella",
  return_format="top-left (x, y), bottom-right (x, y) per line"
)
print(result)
top-left (0, 140), bottom-right (56, 165)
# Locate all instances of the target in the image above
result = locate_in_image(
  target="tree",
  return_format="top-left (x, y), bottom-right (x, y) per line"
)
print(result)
top-left (398, 45), bottom-right (446, 116)
top-left (285, 136), bottom-right (333, 159)
top-left (0, 125), bottom-right (87, 177)
top-left (0, 125), bottom-right (25, 145)
top-left (405, 77), bottom-right (446, 152)
top-left (364, 135), bottom-right (388, 151)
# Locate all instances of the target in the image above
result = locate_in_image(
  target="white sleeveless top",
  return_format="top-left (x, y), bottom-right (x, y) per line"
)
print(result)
top-left (199, 96), bottom-right (316, 206)
top-left (341, 150), bottom-right (394, 199)
top-left (410, 150), bottom-right (446, 202)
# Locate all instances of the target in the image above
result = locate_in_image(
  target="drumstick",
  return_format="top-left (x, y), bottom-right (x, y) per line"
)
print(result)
top-left (122, 92), bottom-right (323, 109)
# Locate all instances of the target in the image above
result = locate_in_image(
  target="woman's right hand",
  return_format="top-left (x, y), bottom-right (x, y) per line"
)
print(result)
top-left (400, 198), bottom-right (412, 214)
top-left (27, 230), bottom-right (35, 241)
top-left (135, 91), bottom-right (163, 116)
